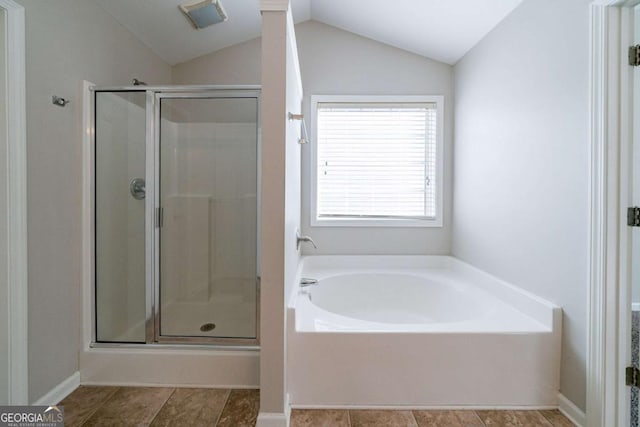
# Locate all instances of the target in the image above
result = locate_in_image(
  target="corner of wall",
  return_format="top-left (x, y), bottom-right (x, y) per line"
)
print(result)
top-left (31, 371), bottom-right (80, 405)
top-left (558, 393), bottom-right (586, 427)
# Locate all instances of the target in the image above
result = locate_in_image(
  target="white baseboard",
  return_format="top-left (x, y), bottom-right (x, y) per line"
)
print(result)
top-left (256, 393), bottom-right (290, 427)
top-left (80, 381), bottom-right (259, 389)
top-left (290, 404), bottom-right (557, 410)
top-left (32, 371), bottom-right (80, 405)
top-left (558, 393), bottom-right (585, 427)
top-left (256, 412), bottom-right (288, 427)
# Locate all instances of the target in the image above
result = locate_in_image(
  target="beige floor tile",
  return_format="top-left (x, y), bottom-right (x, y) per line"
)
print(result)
top-left (149, 388), bottom-right (230, 426)
top-left (477, 410), bottom-right (552, 427)
top-left (216, 389), bottom-right (260, 427)
top-left (350, 410), bottom-right (418, 427)
top-left (82, 387), bottom-right (174, 426)
top-left (539, 410), bottom-right (576, 427)
top-left (58, 386), bottom-right (119, 427)
top-left (413, 410), bottom-right (484, 427)
top-left (290, 409), bottom-right (350, 427)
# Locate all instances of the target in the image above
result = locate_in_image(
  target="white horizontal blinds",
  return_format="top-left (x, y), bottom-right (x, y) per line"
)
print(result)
top-left (317, 102), bottom-right (437, 219)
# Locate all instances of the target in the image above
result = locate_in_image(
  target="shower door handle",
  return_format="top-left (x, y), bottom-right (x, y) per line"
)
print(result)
top-left (130, 178), bottom-right (146, 200)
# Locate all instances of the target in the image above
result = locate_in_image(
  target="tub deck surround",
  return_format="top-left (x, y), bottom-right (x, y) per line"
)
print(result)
top-left (287, 256), bottom-right (562, 407)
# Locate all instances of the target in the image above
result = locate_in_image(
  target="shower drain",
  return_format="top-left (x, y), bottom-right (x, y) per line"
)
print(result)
top-left (200, 323), bottom-right (216, 332)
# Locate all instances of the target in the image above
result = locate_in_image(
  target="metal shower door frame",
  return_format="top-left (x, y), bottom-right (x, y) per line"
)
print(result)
top-left (91, 85), bottom-right (261, 347)
top-left (151, 88), bottom-right (262, 345)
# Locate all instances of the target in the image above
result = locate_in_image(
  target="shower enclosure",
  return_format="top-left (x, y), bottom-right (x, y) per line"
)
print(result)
top-left (91, 86), bottom-right (260, 345)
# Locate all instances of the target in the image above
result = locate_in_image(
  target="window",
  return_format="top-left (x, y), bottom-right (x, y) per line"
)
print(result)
top-left (311, 95), bottom-right (444, 227)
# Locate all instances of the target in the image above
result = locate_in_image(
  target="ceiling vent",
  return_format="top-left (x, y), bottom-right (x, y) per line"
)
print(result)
top-left (179, 0), bottom-right (228, 29)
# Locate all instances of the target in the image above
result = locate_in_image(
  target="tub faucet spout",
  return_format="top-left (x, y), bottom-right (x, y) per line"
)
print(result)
top-left (296, 230), bottom-right (317, 250)
top-left (300, 278), bottom-right (319, 287)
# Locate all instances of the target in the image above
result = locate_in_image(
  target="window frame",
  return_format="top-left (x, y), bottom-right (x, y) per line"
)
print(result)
top-left (310, 94), bottom-right (444, 228)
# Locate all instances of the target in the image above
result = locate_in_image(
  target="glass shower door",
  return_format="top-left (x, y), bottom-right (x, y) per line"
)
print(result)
top-left (95, 91), bottom-right (148, 343)
top-left (157, 94), bottom-right (259, 341)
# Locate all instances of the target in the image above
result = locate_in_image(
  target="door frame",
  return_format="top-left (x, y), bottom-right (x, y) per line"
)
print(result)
top-left (152, 90), bottom-right (262, 345)
top-left (1, 0), bottom-right (28, 405)
top-left (588, 1), bottom-right (638, 426)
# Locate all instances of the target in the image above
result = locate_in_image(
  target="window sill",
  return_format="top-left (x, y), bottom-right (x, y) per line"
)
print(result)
top-left (310, 217), bottom-right (443, 228)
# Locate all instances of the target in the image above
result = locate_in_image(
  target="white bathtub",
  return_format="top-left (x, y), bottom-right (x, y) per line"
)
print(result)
top-left (287, 256), bottom-right (561, 408)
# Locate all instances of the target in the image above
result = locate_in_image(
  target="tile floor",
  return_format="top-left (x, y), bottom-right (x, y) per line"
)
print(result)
top-left (59, 386), bottom-right (576, 426)
top-left (59, 386), bottom-right (259, 426)
top-left (290, 409), bottom-right (575, 427)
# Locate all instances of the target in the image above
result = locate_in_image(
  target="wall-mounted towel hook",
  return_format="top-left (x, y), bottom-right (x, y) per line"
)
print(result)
top-left (132, 78), bottom-right (147, 86)
top-left (52, 96), bottom-right (70, 107)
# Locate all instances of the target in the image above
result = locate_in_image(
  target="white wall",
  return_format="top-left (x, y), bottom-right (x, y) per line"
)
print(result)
top-left (297, 21), bottom-right (454, 255)
top-left (0, 7), bottom-right (8, 405)
top-left (283, 6), bottom-right (303, 416)
top-left (172, 37), bottom-right (261, 85)
top-left (452, 0), bottom-right (590, 411)
top-left (15, 0), bottom-right (171, 402)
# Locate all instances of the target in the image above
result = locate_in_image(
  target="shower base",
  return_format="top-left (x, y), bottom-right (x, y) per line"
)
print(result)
top-left (161, 294), bottom-right (256, 339)
top-left (111, 277), bottom-right (257, 343)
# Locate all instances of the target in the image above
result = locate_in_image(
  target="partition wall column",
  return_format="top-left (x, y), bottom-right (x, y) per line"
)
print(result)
top-left (258, 0), bottom-right (288, 424)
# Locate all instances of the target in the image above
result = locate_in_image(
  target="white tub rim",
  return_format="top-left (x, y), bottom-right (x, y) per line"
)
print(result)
top-left (291, 255), bottom-right (560, 332)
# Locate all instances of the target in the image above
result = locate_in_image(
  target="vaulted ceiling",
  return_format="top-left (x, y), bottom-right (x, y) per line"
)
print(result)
top-left (93, 0), bottom-right (523, 66)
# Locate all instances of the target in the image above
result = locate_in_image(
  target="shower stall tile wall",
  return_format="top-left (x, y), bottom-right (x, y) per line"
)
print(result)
top-left (160, 112), bottom-right (258, 339)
